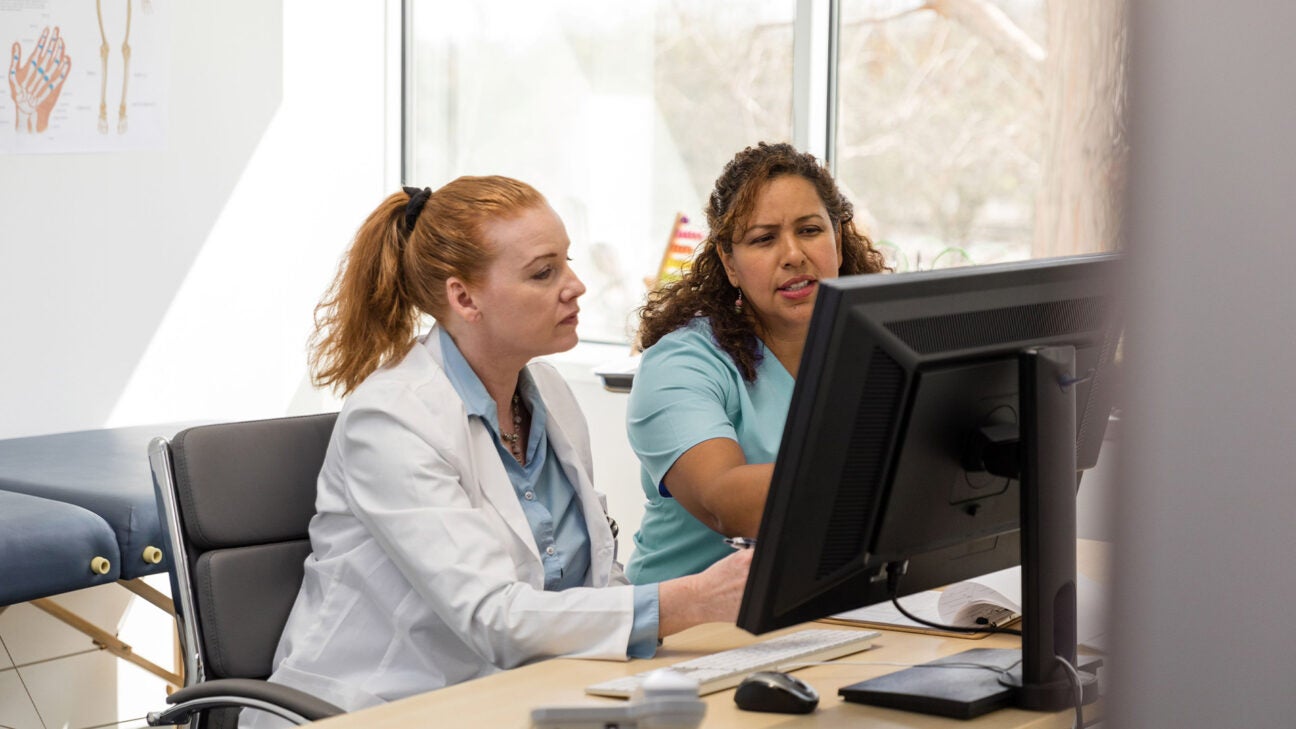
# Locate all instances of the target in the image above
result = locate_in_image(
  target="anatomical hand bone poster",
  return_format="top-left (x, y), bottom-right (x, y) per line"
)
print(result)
top-left (2, 0), bottom-right (167, 154)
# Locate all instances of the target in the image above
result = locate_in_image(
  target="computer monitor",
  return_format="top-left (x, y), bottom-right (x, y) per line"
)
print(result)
top-left (737, 253), bottom-right (1122, 718)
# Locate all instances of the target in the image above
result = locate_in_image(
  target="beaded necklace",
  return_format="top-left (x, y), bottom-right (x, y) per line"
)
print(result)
top-left (499, 391), bottom-right (525, 464)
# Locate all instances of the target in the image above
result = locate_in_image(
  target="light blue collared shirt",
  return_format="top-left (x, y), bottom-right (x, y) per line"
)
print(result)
top-left (438, 328), bottom-right (658, 656)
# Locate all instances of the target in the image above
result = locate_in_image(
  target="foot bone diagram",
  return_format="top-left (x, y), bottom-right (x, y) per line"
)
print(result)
top-left (96, 0), bottom-right (132, 134)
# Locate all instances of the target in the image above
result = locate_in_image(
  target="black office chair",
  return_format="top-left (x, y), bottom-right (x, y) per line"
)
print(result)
top-left (146, 413), bottom-right (344, 728)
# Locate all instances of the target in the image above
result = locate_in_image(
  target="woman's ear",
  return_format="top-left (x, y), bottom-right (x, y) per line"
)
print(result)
top-left (835, 220), bottom-right (845, 266)
top-left (717, 245), bottom-right (740, 288)
top-left (445, 277), bottom-right (482, 323)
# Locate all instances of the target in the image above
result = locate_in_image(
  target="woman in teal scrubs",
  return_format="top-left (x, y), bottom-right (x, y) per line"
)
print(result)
top-left (626, 142), bottom-right (888, 584)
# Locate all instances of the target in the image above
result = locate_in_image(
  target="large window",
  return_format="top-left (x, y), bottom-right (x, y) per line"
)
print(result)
top-left (406, 1), bottom-right (795, 343)
top-left (835, 0), bottom-right (1127, 271)
top-left (405, 0), bottom-right (1126, 342)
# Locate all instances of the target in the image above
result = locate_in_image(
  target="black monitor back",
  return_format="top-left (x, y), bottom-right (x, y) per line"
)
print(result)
top-left (738, 253), bottom-right (1122, 634)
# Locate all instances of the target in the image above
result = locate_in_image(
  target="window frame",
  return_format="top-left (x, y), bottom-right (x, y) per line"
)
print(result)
top-left (400, 0), bottom-right (843, 185)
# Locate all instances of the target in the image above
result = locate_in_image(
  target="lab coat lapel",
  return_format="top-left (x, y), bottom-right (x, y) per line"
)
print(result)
top-left (467, 419), bottom-right (540, 561)
top-left (422, 327), bottom-right (539, 564)
top-left (541, 380), bottom-right (615, 586)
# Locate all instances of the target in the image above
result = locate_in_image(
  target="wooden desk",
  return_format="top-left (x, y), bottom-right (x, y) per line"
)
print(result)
top-left (313, 542), bottom-right (1109, 729)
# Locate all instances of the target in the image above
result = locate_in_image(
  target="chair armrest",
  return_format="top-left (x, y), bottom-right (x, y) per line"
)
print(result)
top-left (146, 678), bottom-right (344, 726)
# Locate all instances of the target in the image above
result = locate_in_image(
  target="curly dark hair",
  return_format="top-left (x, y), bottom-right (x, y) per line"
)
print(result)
top-left (637, 142), bottom-right (888, 381)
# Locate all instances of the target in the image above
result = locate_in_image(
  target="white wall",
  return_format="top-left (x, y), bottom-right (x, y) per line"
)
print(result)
top-left (0, 3), bottom-right (394, 726)
top-left (1108, 2), bottom-right (1296, 726)
top-left (0, 0), bottom-right (395, 439)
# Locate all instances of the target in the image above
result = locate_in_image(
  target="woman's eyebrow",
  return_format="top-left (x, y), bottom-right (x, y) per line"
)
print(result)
top-left (740, 214), bottom-right (826, 238)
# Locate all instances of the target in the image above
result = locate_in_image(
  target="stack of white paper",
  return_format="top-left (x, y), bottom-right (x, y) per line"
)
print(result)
top-left (829, 566), bottom-right (1108, 651)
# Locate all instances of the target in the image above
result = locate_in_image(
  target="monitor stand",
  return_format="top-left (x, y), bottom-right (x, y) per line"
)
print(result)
top-left (838, 648), bottom-right (1101, 720)
top-left (839, 346), bottom-right (1102, 719)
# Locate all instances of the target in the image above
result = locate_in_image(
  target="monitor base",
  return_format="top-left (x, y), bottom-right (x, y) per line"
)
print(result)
top-left (838, 648), bottom-right (1100, 720)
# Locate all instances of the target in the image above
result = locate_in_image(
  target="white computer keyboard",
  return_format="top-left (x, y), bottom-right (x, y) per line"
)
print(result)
top-left (585, 627), bottom-right (881, 698)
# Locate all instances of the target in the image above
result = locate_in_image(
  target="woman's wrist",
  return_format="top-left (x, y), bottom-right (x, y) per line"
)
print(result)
top-left (656, 574), bottom-right (702, 637)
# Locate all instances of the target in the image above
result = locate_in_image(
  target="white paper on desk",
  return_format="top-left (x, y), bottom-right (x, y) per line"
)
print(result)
top-left (829, 566), bottom-right (1107, 648)
top-left (941, 567), bottom-right (1108, 651)
top-left (827, 569), bottom-right (1020, 630)
top-left (831, 590), bottom-right (944, 630)
top-left (937, 566), bottom-right (1022, 628)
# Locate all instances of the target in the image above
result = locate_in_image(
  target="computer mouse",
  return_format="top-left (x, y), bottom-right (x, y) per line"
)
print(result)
top-left (733, 670), bottom-right (820, 714)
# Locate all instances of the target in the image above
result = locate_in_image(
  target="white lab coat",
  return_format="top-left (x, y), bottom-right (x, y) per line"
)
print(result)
top-left (261, 327), bottom-right (635, 713)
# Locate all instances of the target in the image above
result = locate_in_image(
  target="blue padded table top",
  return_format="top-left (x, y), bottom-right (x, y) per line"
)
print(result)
top-left (0, 490), bottom-right (121, 605)
top-left (0, 423), bottom-right (193, 580)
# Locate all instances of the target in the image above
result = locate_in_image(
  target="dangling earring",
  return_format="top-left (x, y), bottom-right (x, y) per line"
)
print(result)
top-left (734, 288), bottom-right (744, 313)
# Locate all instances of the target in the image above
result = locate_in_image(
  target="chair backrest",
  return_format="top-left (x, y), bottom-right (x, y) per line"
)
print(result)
top-left (151, 413), bottom-right (338, 685)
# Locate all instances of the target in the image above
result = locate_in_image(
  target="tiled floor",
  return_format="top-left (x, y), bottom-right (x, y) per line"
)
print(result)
top-left (0, 575), bottom-right (176, 729)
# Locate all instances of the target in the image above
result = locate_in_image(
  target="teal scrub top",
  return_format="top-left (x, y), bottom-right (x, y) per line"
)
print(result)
top-left (625, 317), bottom-right (794, 584)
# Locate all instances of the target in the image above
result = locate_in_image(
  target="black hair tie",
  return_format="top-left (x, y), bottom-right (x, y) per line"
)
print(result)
top-left (402, 185), bottom-right (433, 234)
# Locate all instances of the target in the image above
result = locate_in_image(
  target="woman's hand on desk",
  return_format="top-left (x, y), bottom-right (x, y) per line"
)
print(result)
top-left (657, 548), bottom-right (753, 638)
